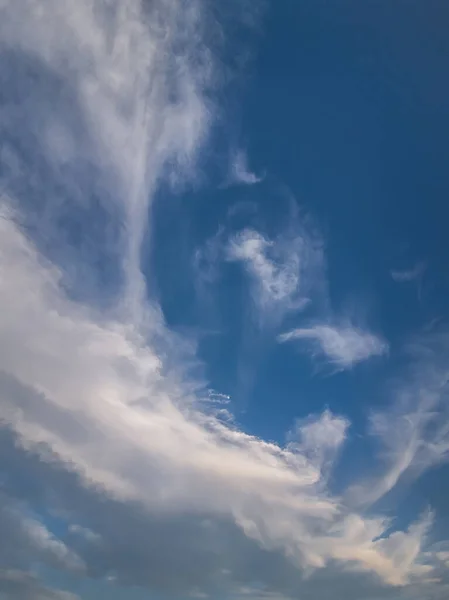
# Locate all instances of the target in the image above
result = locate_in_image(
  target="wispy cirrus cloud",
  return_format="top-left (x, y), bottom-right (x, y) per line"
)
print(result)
top-left (287, 410), bottom-right (350, 480)
top-left (348, 330), bottom-right (449, 508)
top-left (279, 323), bottom-right (388, 370)
top-left (0, 0), bottom-right (447, 599)
top-left (0, 0), bottom-right (219, 320)
top-left (229, 149), bottom-right (264, 186)
top-left (225, 221), bottom-right (387, 371)
top-left (226, 223), bottom-right (323, 325)
top-left (391, 261), bottom-right (426, 283)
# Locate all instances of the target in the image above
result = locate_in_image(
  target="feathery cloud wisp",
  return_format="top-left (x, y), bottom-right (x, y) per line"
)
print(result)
top-left (227, 226), bottom-right (323, 324)
top-left (230, 150), bottom-right (264, 185)
top-left (348, 331), bottom-right (449, 508)
top-left (279, 324), bottom-right (388, 369)
top-left (391, 262), bottom-right (426, 283)
top-left (0, 213), bottom-right (438, 593)
top-left (0, 0), bottom-right (446, 598)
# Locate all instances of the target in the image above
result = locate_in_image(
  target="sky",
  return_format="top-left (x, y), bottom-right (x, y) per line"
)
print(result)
top-left (1, 1), bottom-right (449, 599)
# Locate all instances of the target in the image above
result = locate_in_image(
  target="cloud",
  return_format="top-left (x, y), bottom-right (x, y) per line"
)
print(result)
top-left (0, 493), bottom-right (82, 576)
top-left (0, 571), bottom-right (79, 600)
top-left (0, 0), bottom-right (447, 599)
top-left (279, 324), bottom-right (388, 369)
top-left (0, 0), bottom-right (218, 319)
top-left (287, 410), bottom-right (349, 477)
top-left (229, 150), bottom-right (264, 186)
top-left (0, 213), bottom-right (439, 592)
top-left (0, 194), bottom-right (445, 600)
top-left (0, 491), bottom-right (82, 600)
top-left (0, 214), bottom-right (441, 594)
top-left (227, 228), bottom-right (298, 302)
top-left (348, 331), bottom-right (449, 508)
top-left (391, 262), bottom-right (426, 283)
top-left (226, 225), bottom-right (323, 325)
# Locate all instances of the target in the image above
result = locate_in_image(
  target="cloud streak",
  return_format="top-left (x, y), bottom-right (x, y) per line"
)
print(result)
top-left (230, 150), bottom-right (264, 185)
top-left (279, 324), bottom-right (388, 369)
top-left (391, 262), bottom-right (426, 283)
top-left (348, 330), bottom-right (449, 508)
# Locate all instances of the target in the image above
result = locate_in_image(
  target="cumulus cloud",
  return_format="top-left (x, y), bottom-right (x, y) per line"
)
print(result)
top-left (279, 324), bottom-right (388, 369)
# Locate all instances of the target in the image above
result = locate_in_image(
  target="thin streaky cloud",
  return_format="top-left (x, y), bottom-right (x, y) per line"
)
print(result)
top-left (279, 324), bottom-right (388, 369)
top-left (348, 330), bottom-right (449, 508)
top-left (0, 570), bottom-right (80, 600)
top-left (391, 261), bottom-right (426, 283)
top-left (230, 150), bottom-right (264, 186)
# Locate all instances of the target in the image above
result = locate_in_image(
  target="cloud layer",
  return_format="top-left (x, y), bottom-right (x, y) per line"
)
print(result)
top-left (0, 189), bottom-right (442, 599)
top-left (0, 1), bottom-right (448, 599)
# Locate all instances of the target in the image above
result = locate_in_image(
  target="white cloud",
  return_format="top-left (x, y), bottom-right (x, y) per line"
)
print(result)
top-left (0, 212), bottom-right (438, 592)
top-left (230, 150), bottom-right (263, 186)
top-left (228, 229), bottom-right (298, 301)
top-left (287, 410), bottom-right (349, 481)
top-left (279, 324), bottom-right (388, 369)
top-left (227, 226), bottom-right (322, 325)
top-left (0, 0), bottom-right (446, 598)
top-left (0, 0), bottom-right (217, 320)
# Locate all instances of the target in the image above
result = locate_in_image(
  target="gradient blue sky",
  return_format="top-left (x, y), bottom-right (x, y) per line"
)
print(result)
top-left (1, 1), bottom-right (449, 600)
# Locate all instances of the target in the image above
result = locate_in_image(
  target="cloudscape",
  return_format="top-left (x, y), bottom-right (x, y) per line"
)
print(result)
top-left (1, 1), bottom-right (449, 599)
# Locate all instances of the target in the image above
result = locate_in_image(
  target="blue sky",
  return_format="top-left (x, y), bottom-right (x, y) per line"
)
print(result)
top-left (1, 1), bottom-right (449, 599)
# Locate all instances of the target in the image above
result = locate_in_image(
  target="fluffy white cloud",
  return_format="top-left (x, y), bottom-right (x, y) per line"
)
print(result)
top-left (279, 324), bottom-right (388, 369)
